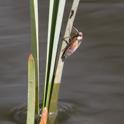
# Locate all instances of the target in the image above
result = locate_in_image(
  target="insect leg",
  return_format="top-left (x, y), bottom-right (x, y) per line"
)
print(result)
top-left (62, 36), bottom-right (70, 44)
top-left (64, 40), bottom-right (69, 44)
top-left (72, 26), bottom-right (79, 34)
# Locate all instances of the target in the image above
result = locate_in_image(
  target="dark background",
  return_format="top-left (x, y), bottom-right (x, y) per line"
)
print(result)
top-left (0, 0), bottom-right (124, 124)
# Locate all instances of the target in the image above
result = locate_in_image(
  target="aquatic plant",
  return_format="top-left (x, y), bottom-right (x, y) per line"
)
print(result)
top-left (27, 54), bottom-right (36, 124)
top-left (27, 0), bottom-right (39, 124)
top-left (27, 0), bottom-right (81, 124)
top-left (48, 0), bottom-right (81, 116)
top-left (30, 0), bottom-right (40, 115)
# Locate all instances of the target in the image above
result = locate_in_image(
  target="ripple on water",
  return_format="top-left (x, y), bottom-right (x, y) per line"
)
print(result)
top-left (9, 101), bottom-right (77, 124)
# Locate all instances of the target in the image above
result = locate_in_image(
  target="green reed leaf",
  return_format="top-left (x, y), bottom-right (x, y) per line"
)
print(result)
top-left (30, 0), bottom-right (40, 114)
top-left (27, 54), bottom-right (36, 124)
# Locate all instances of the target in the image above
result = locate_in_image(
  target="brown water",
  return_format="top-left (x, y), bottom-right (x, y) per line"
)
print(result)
top-left (0, 0), bottom-right (124, 124)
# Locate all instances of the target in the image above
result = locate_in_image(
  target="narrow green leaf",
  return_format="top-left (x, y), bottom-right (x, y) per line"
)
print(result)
top-left (27, 54), bottom-right (36, 124)
top-left (30, 0), bottom-right (39, 114)
top-left (42, 0), bottom-right (55, 108)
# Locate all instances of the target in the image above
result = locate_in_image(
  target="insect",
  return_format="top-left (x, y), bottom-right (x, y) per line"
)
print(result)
top-left (61, 26), bottom-right (83, 61)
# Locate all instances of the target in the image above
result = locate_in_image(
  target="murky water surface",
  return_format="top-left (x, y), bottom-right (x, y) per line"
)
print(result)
top-left (0, 0), bottom-right (124, 124)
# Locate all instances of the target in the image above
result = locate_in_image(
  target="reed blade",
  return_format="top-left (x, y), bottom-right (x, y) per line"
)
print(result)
top-left (42, 0), bottom-right (54, 109)
top-left (27, 54), bottom-right (36, 124)
top-left (30, 0), bottom-right (40, 114)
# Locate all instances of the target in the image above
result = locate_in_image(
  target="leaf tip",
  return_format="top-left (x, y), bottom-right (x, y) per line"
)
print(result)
top-left (28, 54), bottom-right (34, 61)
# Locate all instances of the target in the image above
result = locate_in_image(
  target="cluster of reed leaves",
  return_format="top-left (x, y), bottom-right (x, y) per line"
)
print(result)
top-left (42, 0), bottom-right (66, 111)
top-left (27, 0), bottom-right (80, 124)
